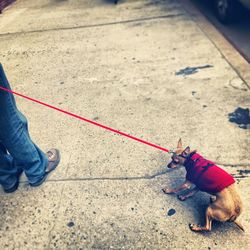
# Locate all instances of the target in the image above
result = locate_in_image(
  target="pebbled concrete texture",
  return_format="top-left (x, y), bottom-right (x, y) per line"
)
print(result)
top-left (0, 0), bottom-right (249, 249)
top-left (0, 183), bottom-right (63, 249)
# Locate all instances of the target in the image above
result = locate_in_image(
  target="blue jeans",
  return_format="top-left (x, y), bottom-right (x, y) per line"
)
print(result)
top-left (0, 64), bottom-right (48, 189)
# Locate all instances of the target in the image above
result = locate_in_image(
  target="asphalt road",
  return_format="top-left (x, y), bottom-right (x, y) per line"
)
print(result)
top-left (191, 0), bottom-right (250, 63)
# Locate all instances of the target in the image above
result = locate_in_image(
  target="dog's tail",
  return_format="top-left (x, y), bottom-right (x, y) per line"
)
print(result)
top-left (233, 219), bottom-right (245, 232)
top-left (228, 206), bottom-right (244, 232)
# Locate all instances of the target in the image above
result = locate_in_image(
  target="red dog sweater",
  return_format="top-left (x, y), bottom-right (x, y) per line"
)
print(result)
top-left (184, 153), bottom-right (235, 193)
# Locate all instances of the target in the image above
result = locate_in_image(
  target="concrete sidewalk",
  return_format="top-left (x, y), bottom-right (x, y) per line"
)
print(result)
top-left (0, 0), bottom-right (249, 249)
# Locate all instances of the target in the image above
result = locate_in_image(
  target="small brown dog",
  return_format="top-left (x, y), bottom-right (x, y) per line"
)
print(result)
top-left (162, 139), bottom-right (244, 232)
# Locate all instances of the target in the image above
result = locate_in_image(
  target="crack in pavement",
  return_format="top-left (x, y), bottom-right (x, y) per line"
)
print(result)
top-left (0, 13), bottom-right (184, 38)
top-left (19, 169), bottom-right (170, 184)
top-left (214, 162), bottom-right (250, 167)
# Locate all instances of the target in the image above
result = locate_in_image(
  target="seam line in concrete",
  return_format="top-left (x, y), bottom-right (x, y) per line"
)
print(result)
top-left (21, 170), bottom-right (170, 184)
top-left (19, 163), bottom-right (250, 184)
top-left (214, 163), bottom-right (250, 167)
top-left (0, 13), bottom-right (184, 37)
top-left (47, 153), bottom-right (73, 247)
top-left (47, 183), bottom-right (65, 249)
top-left (33, 175), bottom-right (250, 183)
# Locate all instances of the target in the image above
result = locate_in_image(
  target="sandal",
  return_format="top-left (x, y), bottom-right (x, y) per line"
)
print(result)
top-left (30, 148), bottom-right (60, 187)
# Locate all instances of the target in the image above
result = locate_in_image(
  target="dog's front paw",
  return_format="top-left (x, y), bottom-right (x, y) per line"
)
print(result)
top-left (162, 187), bottom-right (175, 194)
top-left (178, 195), bottom-right (187, 201)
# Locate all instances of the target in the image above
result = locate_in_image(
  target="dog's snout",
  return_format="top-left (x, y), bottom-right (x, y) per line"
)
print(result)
top-left (167, 161), bottom-right (175, 168)
top-left (167, 162), bottom-right (172, 168)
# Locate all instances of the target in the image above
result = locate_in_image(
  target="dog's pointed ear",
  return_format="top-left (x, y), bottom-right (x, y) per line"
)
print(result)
top-left (182, 146), bottom-right (190, 156)
top-left (177, 138), bottom-right (182, 149)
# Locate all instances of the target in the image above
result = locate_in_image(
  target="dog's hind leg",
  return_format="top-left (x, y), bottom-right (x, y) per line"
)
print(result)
top-left (191, 201), bottom-right (243, 232)
top-left (189, 206), bottom-right (213, 232)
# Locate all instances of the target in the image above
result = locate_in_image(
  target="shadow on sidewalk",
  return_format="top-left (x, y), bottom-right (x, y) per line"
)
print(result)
top-left (102, 0), bottom-right (119, 4)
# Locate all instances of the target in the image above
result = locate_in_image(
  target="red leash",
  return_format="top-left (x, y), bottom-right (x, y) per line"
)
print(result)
top-left (0, 86), bottom-right (169, 153)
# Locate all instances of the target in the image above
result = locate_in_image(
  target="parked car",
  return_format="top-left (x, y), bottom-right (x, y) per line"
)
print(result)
top-left (215, 0), bottom-right (250, 23)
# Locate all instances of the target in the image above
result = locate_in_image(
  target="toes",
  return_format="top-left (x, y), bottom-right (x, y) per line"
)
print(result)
top-left (162, 188), bottom-right (173, 194)
top-left (189, 223), bottom-right (201, 232)
top-left (162, 189), bottom-right (169, 194)
top-left (178, 195), bottom-right (186, 201)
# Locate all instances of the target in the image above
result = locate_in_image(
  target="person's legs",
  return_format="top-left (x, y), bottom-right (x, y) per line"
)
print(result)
top-left (0, 141), bottom-right (20, 191)
top-left (0, 64), bottom-right (48, 186)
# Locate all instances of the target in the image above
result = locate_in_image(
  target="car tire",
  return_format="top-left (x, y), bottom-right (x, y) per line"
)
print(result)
top-left (214, 0), bottom-right (242, 24)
